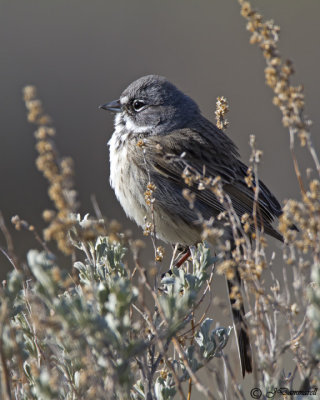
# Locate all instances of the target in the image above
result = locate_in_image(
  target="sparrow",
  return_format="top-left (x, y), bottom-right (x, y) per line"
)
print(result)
top-left (100, 75), bottom-right (284, 377)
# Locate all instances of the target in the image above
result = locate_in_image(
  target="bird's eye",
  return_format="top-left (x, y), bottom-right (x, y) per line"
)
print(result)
top-left (132, 99), bottom-right (145, 112)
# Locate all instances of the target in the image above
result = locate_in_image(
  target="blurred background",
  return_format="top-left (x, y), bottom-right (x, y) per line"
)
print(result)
top-left (1, 0), bottom-right (320, 286)
top-left (1, 0), bottom-right (319, 393)
top-left (2, 1), bottom-right (320, 270)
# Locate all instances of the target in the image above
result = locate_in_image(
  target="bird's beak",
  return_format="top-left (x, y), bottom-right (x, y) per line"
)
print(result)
top-left (99, 99), bottom-right (121, 113)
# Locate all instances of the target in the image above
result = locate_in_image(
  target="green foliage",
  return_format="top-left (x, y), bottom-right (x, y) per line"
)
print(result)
top-left (0, 234), bottom-right (229, 399)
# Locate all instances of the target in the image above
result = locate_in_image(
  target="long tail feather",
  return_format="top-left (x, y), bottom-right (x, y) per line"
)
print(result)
top-left (227, 275), bottom-right (252, 377)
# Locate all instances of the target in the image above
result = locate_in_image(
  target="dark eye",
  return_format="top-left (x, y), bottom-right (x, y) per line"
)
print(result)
top-left (132, 99), bottom-right (145, 112)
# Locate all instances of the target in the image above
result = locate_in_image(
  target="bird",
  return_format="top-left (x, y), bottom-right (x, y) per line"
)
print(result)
top-left (99, 74), bottom-right (284, 377)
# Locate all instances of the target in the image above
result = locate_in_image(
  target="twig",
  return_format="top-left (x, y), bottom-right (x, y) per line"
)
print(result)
top-left (0, 247), bottom-right (19, 272)
top-left (90, 194), bottom-right (104, 221)
top-left (0, 301), bottom-right (12, 400)
top-left (290, 129), bottom-right (306, 195)
top-left (0, 212), bottom-right (20, 271)
top-left (172, 336), bottom-right (216, 400)
top-left (187, 316), bottom-right (195, 400)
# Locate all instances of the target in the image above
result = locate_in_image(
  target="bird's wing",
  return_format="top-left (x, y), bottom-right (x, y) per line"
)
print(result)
top-left (142, 128), bottom-right (282, 240)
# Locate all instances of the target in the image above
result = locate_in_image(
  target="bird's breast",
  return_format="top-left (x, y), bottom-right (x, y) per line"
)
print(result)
top-left (108, 132), bottom-right (147, 228)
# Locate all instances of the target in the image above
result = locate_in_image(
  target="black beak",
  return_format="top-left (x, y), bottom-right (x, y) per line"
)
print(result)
top-left (99, 99), bottom-right (121, 113)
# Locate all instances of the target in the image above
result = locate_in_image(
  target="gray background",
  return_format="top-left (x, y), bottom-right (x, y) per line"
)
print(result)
top-left (1, 0), bottom-right (319, 272)
top-left (2, 1), bottom-right (319, 274)
top-left (1, 0), bottom-right (319, 394)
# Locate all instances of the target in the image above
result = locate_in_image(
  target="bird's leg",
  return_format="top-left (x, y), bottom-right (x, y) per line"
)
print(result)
top-left (175, 246), bottom-right (191, 268)
top-left (161, 245), bottom-right (191, 279)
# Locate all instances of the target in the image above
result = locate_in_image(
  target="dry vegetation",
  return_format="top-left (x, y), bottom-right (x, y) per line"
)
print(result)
top-left (0, 1), bottom-right (319, 399)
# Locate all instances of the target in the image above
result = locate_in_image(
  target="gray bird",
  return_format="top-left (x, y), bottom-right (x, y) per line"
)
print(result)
top-left (100, 75), bottom-right (283, 377)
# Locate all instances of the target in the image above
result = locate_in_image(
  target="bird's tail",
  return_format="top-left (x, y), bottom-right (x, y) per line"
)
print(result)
top-left (227, 276), bottom-right (252, 377)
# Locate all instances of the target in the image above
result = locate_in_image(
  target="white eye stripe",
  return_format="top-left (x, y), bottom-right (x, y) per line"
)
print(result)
top-left (120, 96), bottom-right (129, 104)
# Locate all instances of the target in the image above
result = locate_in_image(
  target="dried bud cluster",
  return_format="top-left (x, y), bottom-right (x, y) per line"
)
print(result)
top-left (239, 1), bottom-right (315, 157)
top-left (239, 3), bottom-right (320, 385)
top-left (155, 246), bottom-right (165, 262)
top-left (22, 86), bottom-right (79, 254)
top-left (241, 213), bottom-right (252, 233)
top-left (215, 96), bottom-right (229, 131)
top-left (144, 182), bottom-right (156, 206)
top-left (143, 221), bottom-right (153, 236)
top-left (182, 188), bottom-right (196, 209)
top-left (23, 86), bottom-right (51, 125)
top-left (280, 179), bottom-right (320, 256)
top-left (136, 139), bottom-right (146, 148)
top-left (216, 259), bottom-right (236, 280)
top-left (11, 215), bottom-right (34, 232)
top-left (244, 167), bottom-right (253, 188)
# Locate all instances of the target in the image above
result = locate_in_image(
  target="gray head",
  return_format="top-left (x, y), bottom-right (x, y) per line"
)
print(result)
top-left (100, 75), bottom-right (200, 135)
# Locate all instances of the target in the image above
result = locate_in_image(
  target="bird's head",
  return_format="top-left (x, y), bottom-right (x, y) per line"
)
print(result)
top-left (99, 75), bottom-right (200, 136)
